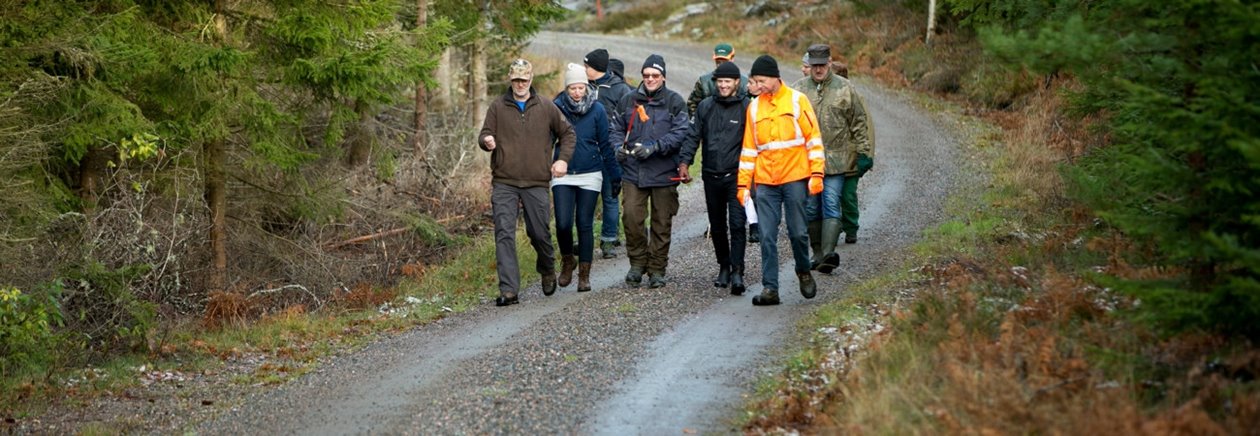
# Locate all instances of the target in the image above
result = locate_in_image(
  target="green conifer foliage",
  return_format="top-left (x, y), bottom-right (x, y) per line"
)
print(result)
top-left (954, 0), bottom-right (1260, 338)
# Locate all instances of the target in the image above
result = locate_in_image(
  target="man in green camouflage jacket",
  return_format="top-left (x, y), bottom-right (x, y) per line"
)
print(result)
top-left (790, 43), bottom-right (873, 274)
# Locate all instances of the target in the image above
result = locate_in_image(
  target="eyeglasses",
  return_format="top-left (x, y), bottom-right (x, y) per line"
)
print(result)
top-left (642, 73), bottom-right (663, 79)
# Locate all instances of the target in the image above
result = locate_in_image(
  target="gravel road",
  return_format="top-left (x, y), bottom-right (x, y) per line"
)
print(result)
top-left (189, 31), bottom-right (961, 435)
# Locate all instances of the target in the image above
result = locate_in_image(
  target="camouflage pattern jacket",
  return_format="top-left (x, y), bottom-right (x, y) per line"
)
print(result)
top-left (790, 74), bottom-right (872, 176)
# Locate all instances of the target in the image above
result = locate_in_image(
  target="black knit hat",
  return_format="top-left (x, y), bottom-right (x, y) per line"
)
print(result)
top-left (713, 61), bottom-right (740, 79)
top-left (608, 58), bottom-right (625, 79)
top-left (642, 54), bottom-right (666, 77)
top-left (584, 49), bottom-right (609, 73)
top-left (750, 55), bottom-right (779, 78)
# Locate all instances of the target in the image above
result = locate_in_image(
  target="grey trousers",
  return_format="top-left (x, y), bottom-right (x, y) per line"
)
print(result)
top-left (492, 183), bottom-right (555, 296)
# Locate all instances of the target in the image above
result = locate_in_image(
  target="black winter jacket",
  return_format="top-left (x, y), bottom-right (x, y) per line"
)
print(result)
top-left (610, 83), bottom-right (690, 188)
top-left (679, 93), bottom-right (749, 178)
top-left (592, 73), bottom-right (633, 125)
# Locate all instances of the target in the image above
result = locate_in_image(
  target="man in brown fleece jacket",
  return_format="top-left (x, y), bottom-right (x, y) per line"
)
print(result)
top-left (478, 58), bottom-right (577, 306)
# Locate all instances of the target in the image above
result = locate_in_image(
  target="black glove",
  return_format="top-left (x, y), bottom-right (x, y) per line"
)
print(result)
top-left (610, 178), bottom-right (622, 197)
top-left (616, 146), bottom-right (631, 162)
top-left (629, 141), bottom-right (657, 160)
top-left (856, 153), bottom-right (873, 177)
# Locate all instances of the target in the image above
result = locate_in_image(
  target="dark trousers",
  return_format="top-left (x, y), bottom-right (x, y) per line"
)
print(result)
top-left (703, 173), bottom-right (746, 270)
top-left (842, 174), bottom-right (860, 234)
top-left (492, 183), bottom-right (554, 296)
top-left (621, 182), bottom-right (679, 274)
top-left (553, 184), bottom-right (600, 263)
top-left (600, 174), bottom-right (621, 242)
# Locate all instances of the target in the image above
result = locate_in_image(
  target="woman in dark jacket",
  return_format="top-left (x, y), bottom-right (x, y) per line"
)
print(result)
top-left (553, 64), bottom-right (621, 292)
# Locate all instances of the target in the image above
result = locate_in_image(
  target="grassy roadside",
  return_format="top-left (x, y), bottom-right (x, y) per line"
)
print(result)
top-left (0, 227), bottom-right (535, 423)
top-left (737, 71), bottom-right (1258, 434)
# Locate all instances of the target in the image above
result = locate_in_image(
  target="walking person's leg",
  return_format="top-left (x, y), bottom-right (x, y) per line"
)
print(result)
top-left (621, 182), bottom-right (650, 285)
top-left (818, 174), bottom-right (845, 273)
top-left (599, 175), bottom-right (621, 257)
top-left (575, 186), bottom-right (601, 292)
top-left (753, 183), bottom-right (784, 305)
top-left (521, 186), bottom-right (557, 296)
top-left (703, 177), bottom-right (731, 287)
top-left (784, 179), bottom-right (817, 299)
top-left (553, 185), bottom-right (577, 288)
top-left (645, 185), bottom-right (680, 288)
top-left (841, 174), bottom-right (860, 243)
top-left (491, 183), bottom-right (522, 305)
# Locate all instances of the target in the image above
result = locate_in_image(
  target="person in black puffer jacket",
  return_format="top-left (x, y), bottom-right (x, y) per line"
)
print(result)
top-left (679, 61), bottom-right (750, 296)
top-left (609, 54), bottom-right (690, 289)
top-left (584, 49), bottom-right (635, 259)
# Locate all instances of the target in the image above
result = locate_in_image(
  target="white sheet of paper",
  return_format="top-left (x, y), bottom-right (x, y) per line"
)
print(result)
top-left (744, 197), bottom-right (758, 225)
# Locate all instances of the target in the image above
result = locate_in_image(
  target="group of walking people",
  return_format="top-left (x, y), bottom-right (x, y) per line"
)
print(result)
top-left (477, 42), bottom-right (873, 307)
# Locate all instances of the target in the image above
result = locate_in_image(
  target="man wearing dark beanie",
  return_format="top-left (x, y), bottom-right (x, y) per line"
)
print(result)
top-left (687, 42), bottom-right (748, 117)
top-left (738, 54), bottom-right (826, 306)
top-left (583, 48), bottom-right (634, 259)
top-left (679, 60), bottom-right (752, 295)
top-left (609, 53), bottom-right (690, 289)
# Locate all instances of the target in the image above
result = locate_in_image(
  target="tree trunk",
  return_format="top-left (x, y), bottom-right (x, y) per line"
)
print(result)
top-left (470, 3), bottom-right (488, 130)
top-left (433, 48), bottom-right (453, 110)
top-left (205, 137), bottom-right (227, 291)
top-left (206, 0), bottom-right (229, 291)
top-left (926, 0), bottom-right (937, 46)
top-left (414, 0), bottom-right (428, 153)
top-left (346, 99), bottom-right (373, 167)
top-left (471, 40), bottom-right (487, 130)
top-left (78, 146), bottom-right (103, 212)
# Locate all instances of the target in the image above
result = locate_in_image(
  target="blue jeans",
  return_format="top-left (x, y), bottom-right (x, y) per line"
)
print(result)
top-left (754, 179), bottom-right (811, 290)
top-left (805, 174), bottom-right (845, 222)
top-left (553, 185), bottom-right (601, 263)
top-left (599, 175), bottom-right (621, 242)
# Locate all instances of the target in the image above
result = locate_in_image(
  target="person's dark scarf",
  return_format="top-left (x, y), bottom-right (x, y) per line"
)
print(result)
top-left (557, 83), bottom-right (596, 116)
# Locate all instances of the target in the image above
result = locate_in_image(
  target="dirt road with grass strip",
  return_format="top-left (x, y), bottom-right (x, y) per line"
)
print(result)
top-left (197, 31), bottom-right (961, 434)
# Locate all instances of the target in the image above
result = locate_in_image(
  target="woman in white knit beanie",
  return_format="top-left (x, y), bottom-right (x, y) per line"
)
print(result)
top-left (550, 63), bottom-right (621, 293)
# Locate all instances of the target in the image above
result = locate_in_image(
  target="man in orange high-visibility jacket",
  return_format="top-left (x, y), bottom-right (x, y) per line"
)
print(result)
top-left (736, 54), bottom-right (825, 306)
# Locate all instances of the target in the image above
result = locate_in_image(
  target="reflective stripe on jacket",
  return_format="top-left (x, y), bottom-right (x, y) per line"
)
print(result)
top-left (737, 83), bottom-right (824, 188)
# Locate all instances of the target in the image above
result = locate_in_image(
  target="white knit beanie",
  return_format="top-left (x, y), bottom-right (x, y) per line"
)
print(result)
top-left (564, 63), bottom-right (587, 87)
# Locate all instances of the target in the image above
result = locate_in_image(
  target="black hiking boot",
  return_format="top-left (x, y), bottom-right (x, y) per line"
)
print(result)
top-left (730, 268), bottom-right (746, 296)
top-left (798, 271), bottom-right (817, 299)
top-left (495, 293), bottom-right (519, 306)
top-left (713, 264), bottom-right (731, 288)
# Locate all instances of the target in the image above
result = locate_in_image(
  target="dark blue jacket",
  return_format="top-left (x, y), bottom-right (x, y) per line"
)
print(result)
top-left (610, 83), bottom-right (690, 188)
top-left (554, 97), bottom-right (621, 182)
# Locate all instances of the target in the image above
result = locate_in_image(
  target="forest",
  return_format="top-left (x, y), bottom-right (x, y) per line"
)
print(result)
top-left (3, 0), bottom-right (1259, 432)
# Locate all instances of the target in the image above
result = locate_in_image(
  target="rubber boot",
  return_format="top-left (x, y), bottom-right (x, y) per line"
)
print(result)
top-left (817, 219), bottom-right (842, 274)
top-left (577, 262), bottom-right (592, 292)
top-left (558, 255), bottom-right (576, 287)
top-left (798, 271), bottom-right (817, 299)
top-left (730, 267), bottom-right (745, 296)
top-left (714, 264), bottom-right (731, 288)
top-left (807, 220), bottom-right (823, 270)
top-left (752, 288), bottom-right (780, 306)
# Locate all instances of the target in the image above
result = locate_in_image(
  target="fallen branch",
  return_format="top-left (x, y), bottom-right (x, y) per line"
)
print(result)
top-left (248, 284), bottom-right (323, 308)
top-left (326, 227), bottom-right (409, 249)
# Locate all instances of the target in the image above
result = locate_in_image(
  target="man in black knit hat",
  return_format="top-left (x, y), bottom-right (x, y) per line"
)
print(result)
top-left (679, 61), bottom-right (751, 295)
top-left (738, 54), bottom-right (825, 306)
top-left (610, 54), bottom-right (690, 289)
top-left (584, 48), bottom-right (634, 259)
